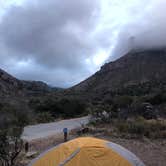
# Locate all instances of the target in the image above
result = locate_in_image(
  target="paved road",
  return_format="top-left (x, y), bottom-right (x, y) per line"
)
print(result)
top-left (22, 116), bottom-right (90, 141)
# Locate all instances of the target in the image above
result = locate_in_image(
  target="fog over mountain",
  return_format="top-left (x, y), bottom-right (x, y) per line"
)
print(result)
top-left (111, 0), bottom-right (166, 60)
top-left (0, 0), bottom-right (165, 87)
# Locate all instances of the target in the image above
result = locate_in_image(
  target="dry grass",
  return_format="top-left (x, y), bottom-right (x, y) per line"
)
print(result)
top-left (90, 118), bottom-right (166, 139)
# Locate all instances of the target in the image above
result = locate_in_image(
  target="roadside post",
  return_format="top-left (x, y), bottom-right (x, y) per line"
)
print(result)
top-left (63, 128), bottom-right (68, 142)
top-left (25, 142), bottom-right (29, 153)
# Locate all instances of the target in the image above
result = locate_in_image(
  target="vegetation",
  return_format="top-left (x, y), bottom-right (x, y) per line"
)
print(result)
top-left (29, 98), bottom-right (88, 123)
top-left (36, 112), bottom-right (54, 123)
top-left (115, 117), bottom-right (166, 139)
top-left (0, 103), bottom-right (29, 166)
top-left (89, 89), bottom-right (166, 139)
top-left (0, 128), bottom-right (23, 166)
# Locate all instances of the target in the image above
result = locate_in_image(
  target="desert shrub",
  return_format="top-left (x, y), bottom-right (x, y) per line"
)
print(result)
top-left (113, 95), bottom-right (133, 108)
top-left (146, 93), bottom-right (166, 105)
top-left (32, 98), bottom-right (88, 120)
top-left (36, 112), bottom-right (54, 123)
top-left (57, 98), bottom-right (87, 118)
top-left (116, 83), bottom-right (152, 96)
top-left (90, 104), bottom-right (115, 124)
top-left (131, 101), bottom-right (157, 119)
top-left (0, 103), bottom-right (29, 127)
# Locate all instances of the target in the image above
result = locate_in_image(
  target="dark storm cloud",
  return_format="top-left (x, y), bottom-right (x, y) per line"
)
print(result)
top-left (1, 0), bottom-right (166, 87)
top-left (0, 0), bottom-right (99, 70)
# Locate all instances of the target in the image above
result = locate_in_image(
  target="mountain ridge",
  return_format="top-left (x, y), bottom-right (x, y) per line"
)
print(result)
top-left (71, 49), bottom-right (166, 93)
top-left (1, 49), bottom-right (166, 121)
top-left (1, 49), bottom-right (166, 101)
top-left (0, 68), bottom-right (52, 98)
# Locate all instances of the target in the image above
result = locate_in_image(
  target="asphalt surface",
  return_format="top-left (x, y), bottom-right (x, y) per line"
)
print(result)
top-left (22, 116), bottom-right (90, 141)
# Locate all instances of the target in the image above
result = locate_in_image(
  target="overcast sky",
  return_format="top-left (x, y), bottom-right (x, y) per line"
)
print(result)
top-left (0, 0), bottom-right (165, 87)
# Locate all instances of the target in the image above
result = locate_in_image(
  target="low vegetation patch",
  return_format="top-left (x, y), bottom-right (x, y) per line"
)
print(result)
top-left (115, 118), bottom-right (166, 139)
top-left (89, 116), bottom-right (166, 139)
top-left (29, 98), bottom-right (88, 123)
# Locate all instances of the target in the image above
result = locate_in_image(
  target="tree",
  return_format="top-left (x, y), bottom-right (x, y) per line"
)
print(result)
top-left (0, 103), bottom-right (27, 166)
top-left (0, 128), bottom-right (23, 166)
top-left (33, 98), bottom-right (87, 119)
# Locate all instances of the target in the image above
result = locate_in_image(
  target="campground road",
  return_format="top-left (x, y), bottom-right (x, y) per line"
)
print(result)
top-left (22, 116), bottom-right (90, 141)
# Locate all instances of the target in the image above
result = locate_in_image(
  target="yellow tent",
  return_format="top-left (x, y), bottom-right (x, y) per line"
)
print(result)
top-left (29, 137), bottom-right (145, 166)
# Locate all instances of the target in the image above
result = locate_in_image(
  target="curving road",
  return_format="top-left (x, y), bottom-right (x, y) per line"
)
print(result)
top-left (22, 116), bottom-right (90, 141)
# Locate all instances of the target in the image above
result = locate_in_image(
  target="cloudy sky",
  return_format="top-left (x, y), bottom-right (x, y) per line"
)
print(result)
top-left (0, 0), bottom-right (165, 87)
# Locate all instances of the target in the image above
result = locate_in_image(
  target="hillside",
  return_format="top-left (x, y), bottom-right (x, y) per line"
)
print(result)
top-left (0, 68), bottom-right (51, 98)
top-left (1, 49), bottom-right (166, 120)
top-left (2, 49), bottom-right (166, 100)
top-left (71, 50), bottom-right (166, 100)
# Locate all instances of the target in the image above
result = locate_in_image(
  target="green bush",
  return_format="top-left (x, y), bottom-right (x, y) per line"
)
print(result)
top-left (0, 103), bottom-right (30, 127)
top-left (36, 112), bottom-right (54, 123)
top-left (113, 95), bottom-right (133, 108)
top-left (146, 93), bottom-right (166, 105)
top-left (32, 98), bottom-right (88, 120)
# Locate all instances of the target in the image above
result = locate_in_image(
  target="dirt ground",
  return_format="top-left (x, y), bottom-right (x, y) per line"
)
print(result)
top-left (25, 133), bottom-right (166, 166)
top-left (99, 136), bottom-right (166, 166)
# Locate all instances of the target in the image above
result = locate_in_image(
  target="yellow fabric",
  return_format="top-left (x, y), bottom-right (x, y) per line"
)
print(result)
top-left (65, 146), bottom-right (132, 166)
top-left (31, 137), bottom-right (132, 166)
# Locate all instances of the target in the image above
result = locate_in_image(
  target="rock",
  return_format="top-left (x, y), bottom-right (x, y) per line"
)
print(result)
top-left (26, 151), bottom-right (38, 158)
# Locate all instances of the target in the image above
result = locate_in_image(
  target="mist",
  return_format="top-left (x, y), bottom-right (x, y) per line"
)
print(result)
top-left (110, 0), bottom-right (166, 60)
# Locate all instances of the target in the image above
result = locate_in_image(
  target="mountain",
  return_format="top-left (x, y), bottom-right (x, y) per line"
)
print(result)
top-left (1, 49), bottom-right (166, 121)
top-left (1, 49), bottom-right (166, 101)
top-left (0, 68), bottom-right (22, 97)
top-left (0, 68), bottom-right (51, 98)
top-left (71, 50), bottom-right (166, 100)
